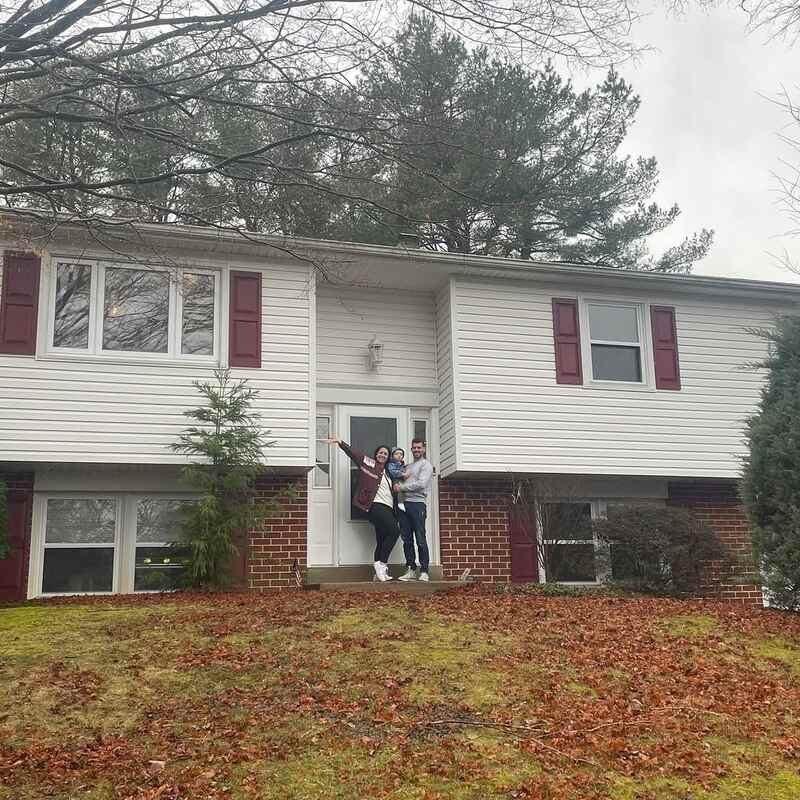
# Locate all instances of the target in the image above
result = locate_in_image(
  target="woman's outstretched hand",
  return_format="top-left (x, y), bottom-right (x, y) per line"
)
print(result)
top-left (321, 436), bottom-right (341, 445)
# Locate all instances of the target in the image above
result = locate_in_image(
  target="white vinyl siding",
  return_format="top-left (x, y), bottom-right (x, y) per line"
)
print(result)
top-left (451, 277), bottom-right (787, 478)
top-left (316, 284), bottom-right (436, 391)
top-left (436, 282), bottom-right (457, 476)
top-left (0, 258), bottom-right (313, 466)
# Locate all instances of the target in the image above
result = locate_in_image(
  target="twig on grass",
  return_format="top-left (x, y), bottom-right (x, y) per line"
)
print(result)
top-left (412, 718), bottom-right (600, 768)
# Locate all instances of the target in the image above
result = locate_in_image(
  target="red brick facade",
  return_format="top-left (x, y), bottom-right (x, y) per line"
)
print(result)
top-left (247, 472), bottom-right (308, 590)
top-left (438, 477), bottom-right (512, 582)
top-left (0, 471), bottom-right (34, 602)
top-left (668, 481), bottom-right (762, 605)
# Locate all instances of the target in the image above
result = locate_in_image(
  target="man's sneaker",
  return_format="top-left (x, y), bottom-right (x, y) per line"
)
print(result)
top-left (398, 568), bottom-right (417, 582)
top-left (419, 572), bottom-right (430, 582)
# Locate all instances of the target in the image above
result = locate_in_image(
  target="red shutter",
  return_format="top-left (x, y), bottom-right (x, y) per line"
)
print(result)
top-left (651, 306), bottom-right (681, 390)
top-left (0, 487), bottom-right (33, 602)
top-left (228, 270), bottom-right (262, 368)
top-left (0, 251), bottom-right (40, 355)
top-left (551, 298), bottom-right (583, 385)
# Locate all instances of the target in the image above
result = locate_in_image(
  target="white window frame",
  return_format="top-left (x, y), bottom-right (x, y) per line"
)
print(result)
top-left (412, 418), bottom-right (428, 446)
top-left (538, 499), bottom-right (611, 585)
top-left (314, 415), bottom-right (332, 489)
top-left (124, 495), bottom-right (194, 594)
top-left (30, 493), bottom-right (195, 597)
top-left (44, 257), bottom-right (221, 364)
top-left (579, 297), bottom-right (654, 390)
top-left (31, 494), bottom-right (123, 596)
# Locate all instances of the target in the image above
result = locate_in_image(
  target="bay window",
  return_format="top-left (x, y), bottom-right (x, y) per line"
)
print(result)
top-left (48, 259), bottom-right (219, 361)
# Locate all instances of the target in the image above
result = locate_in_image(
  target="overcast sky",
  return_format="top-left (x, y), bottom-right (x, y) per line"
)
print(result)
top-left (578, 2), bottom-right (800, 283)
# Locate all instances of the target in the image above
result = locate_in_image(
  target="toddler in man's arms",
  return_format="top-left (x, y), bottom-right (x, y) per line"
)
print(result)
top-left (387, 447), bottom-right (407, 512)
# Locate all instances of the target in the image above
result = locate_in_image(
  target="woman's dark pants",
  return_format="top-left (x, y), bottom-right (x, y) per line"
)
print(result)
top-left (368, 503), bottom-right (400, 563)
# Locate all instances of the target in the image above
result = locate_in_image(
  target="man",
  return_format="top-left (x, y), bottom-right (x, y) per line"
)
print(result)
top-left (394, 438), bottom-right (434, 582)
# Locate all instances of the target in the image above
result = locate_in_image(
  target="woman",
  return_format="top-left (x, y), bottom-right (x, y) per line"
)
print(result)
top-left (323, 436), bottom-right (401, 581)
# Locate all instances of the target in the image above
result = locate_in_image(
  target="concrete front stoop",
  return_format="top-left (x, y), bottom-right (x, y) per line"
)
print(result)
top-left (304, 565), bottom-right (468, 594)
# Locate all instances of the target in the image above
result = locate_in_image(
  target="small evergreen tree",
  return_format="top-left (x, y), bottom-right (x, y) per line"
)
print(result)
top-left (171, 368), bottom-right (272, 588)
top-left (741, 316), bottom-right (800, 610)
top-left (0, 481), bottom-right (9, 560)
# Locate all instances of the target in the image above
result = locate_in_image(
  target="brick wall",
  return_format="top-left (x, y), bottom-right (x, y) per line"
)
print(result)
top-left (247, 472), bottom-right (308, 590)
top-left (668, 481), bottom-right (763, 606)
top-left (439, 477), bottom-right (512, 582)
top-left (0, 471), bottom-right (34, 602)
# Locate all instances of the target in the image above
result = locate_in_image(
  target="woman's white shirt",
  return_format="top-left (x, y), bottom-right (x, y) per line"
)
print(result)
top-left (373, 470), bottom-right (394, 508)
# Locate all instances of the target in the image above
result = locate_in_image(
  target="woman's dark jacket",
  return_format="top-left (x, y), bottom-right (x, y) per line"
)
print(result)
top-left (338, 441), bottom-right (392, 513)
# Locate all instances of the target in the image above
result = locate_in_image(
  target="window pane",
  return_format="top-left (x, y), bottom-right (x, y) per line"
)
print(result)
top-left (314, 464), bottom-right (330, 488)
top-left (181, 273), bottom-right (215, 355)
top-left (136, 498), bottom-right (187, 543)
top-left (103, 267), bottom-right (169, 353)
top-left (349, 416), bottom-right (397, 520)
top-left (588, 304), bottom-right (639, 343)
top-left (316, 417), bottom-right (331, 463)
top-left (45, 499), bottom-right (116, 543)
top-left (591, 345), bottom-right (642, 382)
top-left (134, 545), bottom-right (189, 591)
top-left (413, 420), bottom-right (427, 443)
top-left (545, 544), bottom-right (597, 582)
top-left (43, 548), bottom-right (114, 593)
top-left (540, 502), bottom-right (593, 541)
top-left (53, 263), bottom-right (91, 348)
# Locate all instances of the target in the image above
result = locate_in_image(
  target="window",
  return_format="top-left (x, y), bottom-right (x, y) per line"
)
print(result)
top-left (53, 263), bottom-right (92, 349)
top-left (539, 501), bottom-right (610, 584)
top-left (34, 494), bottom-right (192, 596)
top-left (42, 498), bottom-right (118, 593)
top-left (49, 260), bottom-right (219, 360)
top-left (586, 302), bottom-right (643, 383)
top-left (314, 416), bottom-right (332, 488)
top-left (134, 499), bottom-right (190, 591)
top-left (413, 419), bottom-right (427, 445)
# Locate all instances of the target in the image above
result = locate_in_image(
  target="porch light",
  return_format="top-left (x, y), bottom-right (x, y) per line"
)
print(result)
top-left (368, 335), bottom-right (384, 369)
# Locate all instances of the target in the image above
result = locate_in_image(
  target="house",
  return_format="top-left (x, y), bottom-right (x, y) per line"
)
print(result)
top-left (0, 219), bottom-right (796, 603)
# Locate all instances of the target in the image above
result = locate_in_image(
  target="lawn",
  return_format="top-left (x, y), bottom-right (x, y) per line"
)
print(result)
top-left (1, 589), bottom-right (800, 800)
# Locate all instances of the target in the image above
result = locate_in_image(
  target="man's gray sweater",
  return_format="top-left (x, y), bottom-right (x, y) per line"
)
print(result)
top-left (399, 458), bottom-right (434, 503)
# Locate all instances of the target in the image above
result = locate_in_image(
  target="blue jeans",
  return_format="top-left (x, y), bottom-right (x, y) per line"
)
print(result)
top-left (400, 501), bottom-right (429, 573)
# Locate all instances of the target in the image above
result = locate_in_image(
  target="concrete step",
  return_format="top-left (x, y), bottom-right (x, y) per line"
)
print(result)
top-left (306, 565), bottom-right (444, 583)
top-left (308, 580), bottom-right (468, 594)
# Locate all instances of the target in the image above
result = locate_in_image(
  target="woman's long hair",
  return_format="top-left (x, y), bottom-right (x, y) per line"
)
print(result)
top-left (373, 444), bottom-right (391, 468)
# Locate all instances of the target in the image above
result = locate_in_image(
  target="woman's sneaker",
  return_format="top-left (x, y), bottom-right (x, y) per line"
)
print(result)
top-left (373, 561), bottom-right (391, 582)
top-left (418, 572), bottom-right (430, 582)
top-left (398, 567), bottom-right (417, 582)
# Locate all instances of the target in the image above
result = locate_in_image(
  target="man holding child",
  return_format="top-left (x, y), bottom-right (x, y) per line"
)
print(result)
top-left (393, 438), bottom-right (434, 582)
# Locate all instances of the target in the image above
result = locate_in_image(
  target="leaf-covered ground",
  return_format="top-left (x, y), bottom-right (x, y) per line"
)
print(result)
top-left (2, 589), bottom-right (800, 800)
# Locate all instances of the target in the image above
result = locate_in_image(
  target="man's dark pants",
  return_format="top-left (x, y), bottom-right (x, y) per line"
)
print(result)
top-left (400, 501), bottom-right (429, 573)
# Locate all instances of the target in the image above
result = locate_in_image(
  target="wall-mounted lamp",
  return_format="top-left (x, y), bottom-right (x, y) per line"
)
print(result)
top-left (368, 335), bottom-right (384, 369)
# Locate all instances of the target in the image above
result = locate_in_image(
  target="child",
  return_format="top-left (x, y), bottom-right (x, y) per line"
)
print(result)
top-left (387, 447), bottom-right (407, 512)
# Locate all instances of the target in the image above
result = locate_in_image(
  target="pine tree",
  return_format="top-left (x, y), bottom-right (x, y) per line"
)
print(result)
top-left (741, 315), bottom-right (800, 610)
top-left (171, 369), bottom-right (272, 588)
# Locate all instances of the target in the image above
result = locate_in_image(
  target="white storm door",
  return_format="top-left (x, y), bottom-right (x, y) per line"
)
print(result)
top-left (335, 406), bottom-right (408, 566)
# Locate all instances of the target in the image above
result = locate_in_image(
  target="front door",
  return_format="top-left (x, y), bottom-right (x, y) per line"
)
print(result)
top-left (336, 405), bottom-right (408, 566)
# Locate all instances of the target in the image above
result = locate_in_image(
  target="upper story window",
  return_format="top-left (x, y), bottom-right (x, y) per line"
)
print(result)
top-left (585, 302), bottom-right (644, 384)
top-left (49, 260), bottom-right (219, 361)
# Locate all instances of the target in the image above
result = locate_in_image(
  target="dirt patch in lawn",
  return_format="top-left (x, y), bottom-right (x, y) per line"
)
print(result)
top-left (2, 591), bottom-right (800, 800)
